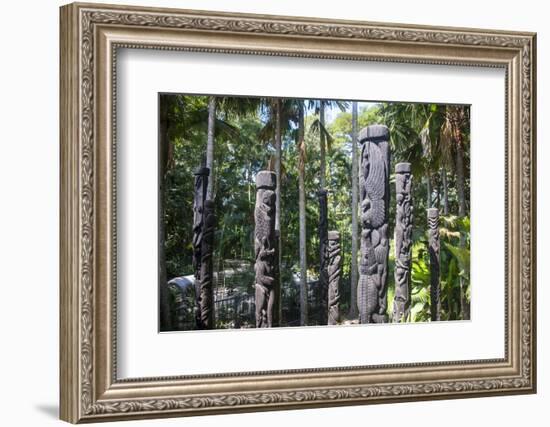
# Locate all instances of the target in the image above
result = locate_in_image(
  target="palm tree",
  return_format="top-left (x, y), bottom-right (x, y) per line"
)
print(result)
top-left (307, 100), bottom-right (349, 324)
top-left (441, 168), bottom-right (449, 215)
top-left (273, 99), bottom-right (282, 233)
top-left (259, 98), bottom-right (299, 324)
top-left (441, 105), bottom-right (469, 217)
top-left (350, 101), bottom-right (359, 318)
top-left (159, 94), bottom-right (262, 328)
top-left (383, 102), bottom-right (470, 320)
top-left (274, 98), bottom-right (283, 325)
top-left (204, 96), bottom-right (263, 200)
top-left (440, 105), bottom-right (470, 319)
top-left (309, 100), bottom-right (350, 189)
top-left (297, 101), bottom-right (308, 326)
top-left (159, 94), bottom-right (174, 331)
top-left (320, 102), bottom-right (326, 189)
top-left (381, 102), bottom-right (435, 218)
top-left (206, 96), bottom-right (216, 199)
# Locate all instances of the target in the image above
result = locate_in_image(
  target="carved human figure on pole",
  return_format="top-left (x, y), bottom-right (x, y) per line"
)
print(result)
top-left (357, 125), bottom-right (390, 324)
top-left (198, 200), bottom-right (215, 329)
top-left (428, 208), bottom-right (441, 321)
top-left (318, 189), bottom-right (329, 325)
top-left (327, 231), bottom-right (341, 325)
top-left (192, 166), bottom-right (211, 329)
top-left (392, 163), bottom-right (413, 323)
top-left (254, 171), bottom-right (277, 328)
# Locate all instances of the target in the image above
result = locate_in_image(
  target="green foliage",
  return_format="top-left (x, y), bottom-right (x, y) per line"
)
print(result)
top-left (410, 241), bottom-right (432, 322)
top-left (407, 215), bottom-right (471, 322)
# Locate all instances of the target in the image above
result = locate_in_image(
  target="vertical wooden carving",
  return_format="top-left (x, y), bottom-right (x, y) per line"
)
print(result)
top-left (358, 125), bottom-right (390, 324)
top-left (327, 231), bottom-right (341, 325)
top-left (254, 171), bottom-right (277, 328)
top-left (318, 189), bottom-right (329, 325)
top-left (192, 167), bottom-right (211, 329)
top-left (198, 199), bottom-right (215, 328)
top-left (428, 208), bottom-right (441, 321)
top-left (393, 163), bottom-right (413, 323)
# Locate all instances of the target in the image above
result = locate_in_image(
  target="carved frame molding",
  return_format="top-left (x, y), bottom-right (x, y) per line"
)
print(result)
top-left (60, 2), bottom-right (536, 423)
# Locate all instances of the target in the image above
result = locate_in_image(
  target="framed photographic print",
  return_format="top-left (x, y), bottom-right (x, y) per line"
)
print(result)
top-left (60, 2), bottom-right (537, 423)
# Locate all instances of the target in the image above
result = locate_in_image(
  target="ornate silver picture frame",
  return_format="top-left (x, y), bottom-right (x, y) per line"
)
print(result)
top-left (60, 2), bottom-right (536, 423)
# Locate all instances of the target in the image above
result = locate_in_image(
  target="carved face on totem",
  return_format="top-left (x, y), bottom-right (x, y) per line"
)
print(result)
top-left (260, 189), bottom-right (275, 215)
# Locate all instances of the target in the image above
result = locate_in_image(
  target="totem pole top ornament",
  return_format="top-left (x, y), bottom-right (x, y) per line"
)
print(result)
top-left (359, 124), bottom-right (390, 144)
top-left (427, 207), bottom-right (439, 220)
top-left (327, 230), bottom-right (339, 241)
top-left (194, 166), bottom-right (209, 177)
top-left (395, 162), bottom-right (411, 174)
top-left (256, 170), bottom-right (276, 190)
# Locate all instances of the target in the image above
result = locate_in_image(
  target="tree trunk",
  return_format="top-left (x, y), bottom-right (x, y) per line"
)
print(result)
top-left (454, 119), bottom-right (470, 320)
top-left (456, 140), bottom-right (466, 217)
top-left (158, 95), bottom-right (172, 331)
top-left (274, 99), bottom-right (282, 326)
top-left (318, 102), bottom-right (328, 325)
top-left (441, 167), bottom-right (449, 215)
top-left (206, 96), bottom-right (216, 200)
top-left (298, 103), bottom-right (308, 326)
top-left (433, 171), bottom-right (441, 209)
top-left (319, 102), bottom-right (326, 190)
top-left (426, 174), bottom-right (432, 208)
top-left (318, 190), bottom-right (328, 325)
top-left (349, 101), bottom-right (359, 319)
top-left (275, 100), bottom-right (282, 234)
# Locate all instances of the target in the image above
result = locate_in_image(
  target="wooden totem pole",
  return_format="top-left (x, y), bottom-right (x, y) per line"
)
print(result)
top-left (327, 231), bottom-right (342, 325)
top-left (358, 125), bottom-right (390, 324)
top-left (428, 208), bottom-right (441, 321)
top-left (192, 167), bottom-right (215, 329)
top-left (393, 162), bottom-right (413, 322)
top-left (254, 171), bottom-right (278, 327)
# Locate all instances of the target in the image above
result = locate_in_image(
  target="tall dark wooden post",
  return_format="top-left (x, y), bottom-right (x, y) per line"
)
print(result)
top-left (254, 171), bottom-right (277, 327)
top-left (428, 208), bottom-right (441, 321)
top-left (318, 189), bottom-right (329, 324)
top-left (192, 166), bottom-right (210, 329)
top-left (198, 200), bottom-right (216, 328)
top-left (358, 125), bottom-right (390, 324)
top-left (327, 231), bottom-right (341, 325)
top-left (393, 163), bottom-right (413, 322)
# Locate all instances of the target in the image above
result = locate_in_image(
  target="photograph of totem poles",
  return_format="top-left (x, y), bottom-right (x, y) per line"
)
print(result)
top-left (159, 94), bottom-right (470, 332)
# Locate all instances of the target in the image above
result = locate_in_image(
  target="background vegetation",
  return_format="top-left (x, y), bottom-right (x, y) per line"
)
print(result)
top-left (159, 94), bottom-right (471, 330)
